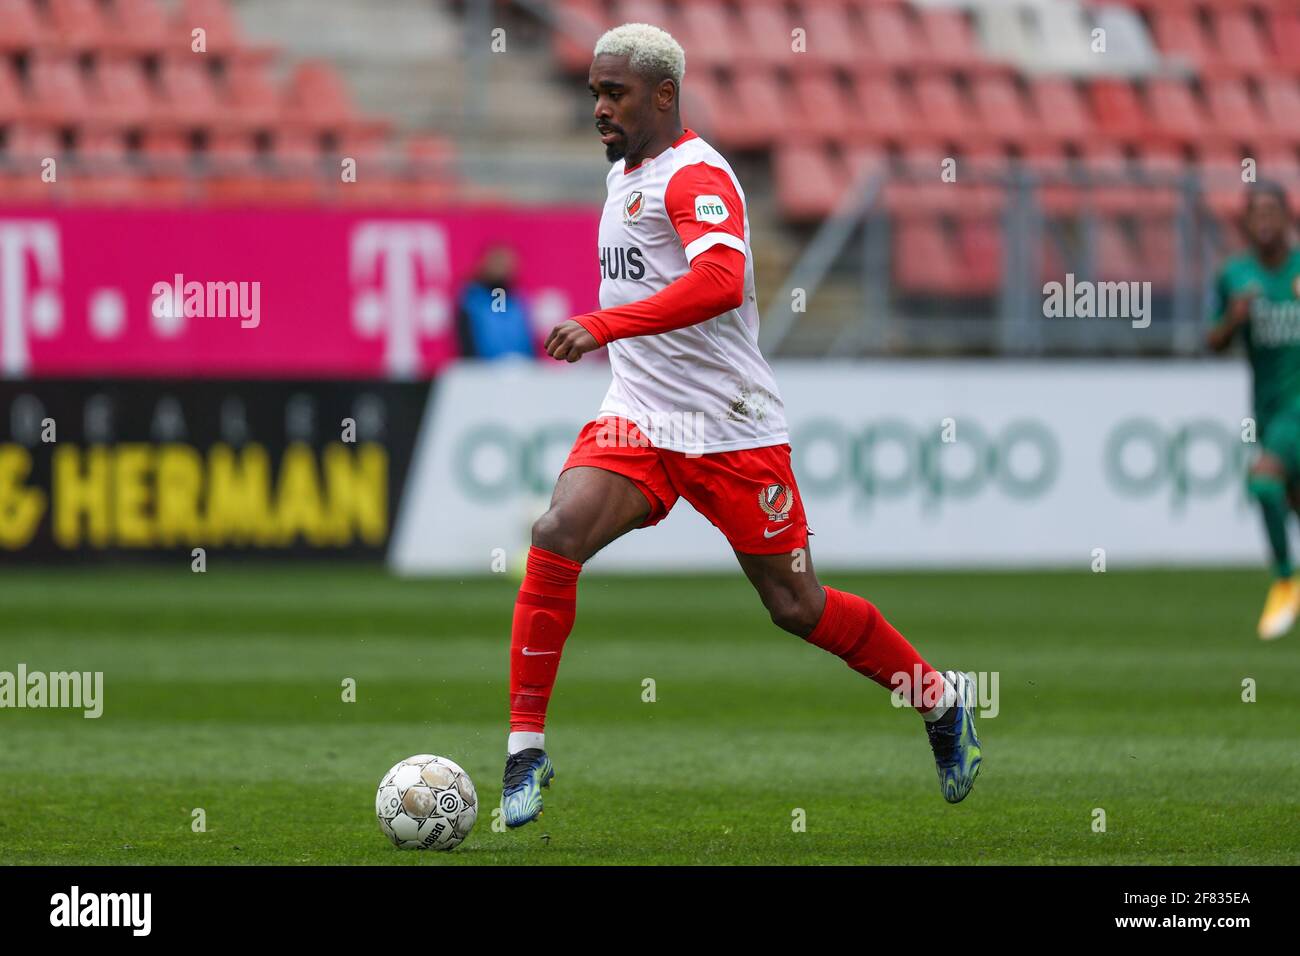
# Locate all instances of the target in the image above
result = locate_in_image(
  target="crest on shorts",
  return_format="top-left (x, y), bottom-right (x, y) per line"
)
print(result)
top-left (758, 483), bottom-right (792, 522)
top-left (623, 190), bottom-right (645, 224)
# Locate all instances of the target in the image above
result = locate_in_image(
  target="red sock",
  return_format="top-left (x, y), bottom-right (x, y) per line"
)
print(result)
top-left (508, 546), bottom-right (583, 733)
top-left (805, 587), bottom-right (946, 714)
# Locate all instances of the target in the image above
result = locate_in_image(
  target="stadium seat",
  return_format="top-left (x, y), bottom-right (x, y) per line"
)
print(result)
top-left (1144, 79), bottom-right (1209, 147)
top-left (173, 0), bottom-right (245, 54)
top-left (1268, 11), bottom-right (1300, 73)
top-left (1028, 79), bottom-right (1094, 145)
top-left (1203, 79), bottom-right (1269, 146)
top-left (956, 218), bottom-right (1002, 296)
top-left (773, 142), bottom-right (843, 221)
top-left (1136, 216), bottom-right (1178, 290)
top-left (224, 62), bottom-right (282, 129)
top-left (676, 3), bottom-right (741, 70)
top-left (0, 0), bottom-right (51, 54)
top-left (89, 58), bottom-right (158, 129)
top-left (917, 8), bottom-right (986, 72)
top-left (1211, 10), bottom-right (1276, 76)
top-left (155, 58), bottom-right (227, 129)
top-left (792, 2), bottom-right (865, 69)
top-left (1148, 10), bottom-right (1214, 72)
top-left (26, 55), bottom-right (94, 127)
top-left (914, 75), bottom-right (980, 144)
top-left (1259, 78), bottom-right (1300, 147)
top-left (48, 0), bottom-right (113, 53)
top-left (109, 0), bottom-right (173, 55)
top-left (0, 58), bottom-right (23, 124)
top-left (737, 3), bottom-right (796, 68)
top-left (1088, 79), bottom-right (1149, 142)
top-left (861, 5), bottom-right (924, 67)
top-left (788, 71), bottom-right (851, 143)
top-left (971, 75), bottom-right (1036, 148)
top-left (852, 75), bottom-right (917, 144)
top-left (892, 216), bottom-right (962, 296)
top-left (552, 0), bottom-right (604, 74)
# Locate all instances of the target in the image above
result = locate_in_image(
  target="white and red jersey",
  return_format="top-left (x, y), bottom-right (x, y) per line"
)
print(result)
top-left (593, 129), bottom-right (788, 453)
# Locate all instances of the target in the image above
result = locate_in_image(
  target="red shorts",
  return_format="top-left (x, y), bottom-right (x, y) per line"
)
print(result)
top-left (561, 417), bottom-right (810, 555)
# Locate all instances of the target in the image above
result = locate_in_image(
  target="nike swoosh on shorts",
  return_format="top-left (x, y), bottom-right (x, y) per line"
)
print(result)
top-left (763, 524), bottom-right (794, 539)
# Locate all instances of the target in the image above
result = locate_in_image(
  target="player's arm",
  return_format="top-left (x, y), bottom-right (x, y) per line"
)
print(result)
top-left (546, 244), bottom-right (744, 361)
top-left (546, 162), bottom-right (748, 362)
top-left (1206, 274), bottom-right (1253, 353)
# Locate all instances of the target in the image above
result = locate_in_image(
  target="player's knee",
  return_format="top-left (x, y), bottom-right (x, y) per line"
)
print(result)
top-left (765, 590), bottom-right (820, 637)
top-left (531, 509), bottom-right (584, 562)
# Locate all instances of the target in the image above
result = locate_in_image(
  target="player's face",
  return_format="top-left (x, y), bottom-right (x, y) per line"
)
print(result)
top-left (1245, 194), bottom-right (1289, 249)
top-left (589, 54), bottom-right (648, 163)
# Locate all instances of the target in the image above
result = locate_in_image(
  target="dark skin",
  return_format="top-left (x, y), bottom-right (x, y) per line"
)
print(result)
top-left (531, 53), bottom-right (827, 637)
top-left (1207, 192), bottom-right (1295, 483)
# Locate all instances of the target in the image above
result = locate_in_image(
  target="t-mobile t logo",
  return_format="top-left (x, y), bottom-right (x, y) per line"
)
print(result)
top-left (350, 222), bottom-right (451, 378)
top-left (0, 220), bottom-right (61, 376)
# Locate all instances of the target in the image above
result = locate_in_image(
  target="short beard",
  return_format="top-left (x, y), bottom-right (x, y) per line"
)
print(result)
top-left (604, 142), bottom-right (625, 163)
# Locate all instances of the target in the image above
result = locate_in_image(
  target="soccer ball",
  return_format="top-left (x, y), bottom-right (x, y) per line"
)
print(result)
top-left (375, 754), bottom-right (477, 850)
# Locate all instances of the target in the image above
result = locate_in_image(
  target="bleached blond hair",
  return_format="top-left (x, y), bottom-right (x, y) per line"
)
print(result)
top-left (593, 22), bottom-right (685, 88)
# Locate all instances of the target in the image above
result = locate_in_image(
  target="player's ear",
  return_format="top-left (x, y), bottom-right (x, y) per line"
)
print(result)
top-left (657, 78), bottom-right (677, 113)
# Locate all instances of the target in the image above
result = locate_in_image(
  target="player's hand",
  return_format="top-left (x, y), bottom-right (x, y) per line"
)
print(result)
top-left (545, 320), bottom-right (599, 363)
top-left (1227, 293), bottom-right (1256, 328)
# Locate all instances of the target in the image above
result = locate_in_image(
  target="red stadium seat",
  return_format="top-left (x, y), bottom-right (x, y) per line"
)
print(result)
top-left (156, 58), bottom-right (227, 128)
top-left (26, 55), bottom-right (93, 127)
top-left (1148, 10), bottom-right (1214, 72)
top-left (1269, 12), bottom-right (1300, 73)
top-left (0, 58), bottom-right (23, 124)
top-left (1, 125), bottom-right (61, 203)
top-left (893, 217), bottom-right (962, 296)
top-left (1028, 79), bottom-right (1093, 144)
top-left (971, 75), bottom-right (1035, 148)
top-left (224, 62), bottom-right (282, 128)
top-left (727, 71), bottom-right (788, 148)
top-left (773, 142), bottom-right (843, 220)
top-left (1203, 79), bottom-right (1269, 146)
top-left (1259, 78), bottom-right (1300, 148)
top-left (1088, 79), bottom-right (1148, 141)
top-left (914, 75), bottom-right (982, 144)
top-left (1211, 10), bottom-right (1276, 76)
top-left (1136, 217), bottom-right (1177, 290)
top-left (48, 0), bottom-right (113, 53)
top-left (552, 0), bottom-right (604, 74)
top-left (1144, 79), bottom-right (1208, 146)
top-left (0, 0), bottom-right (51, 54)
top-left (794, 2), bottom-right (866, 70)
top-left (862, 5), bottom-right (924, 67)
top-left (737, 2), bottom-right (795, 68)
top-left (956, 218), bottom-right (1002, 295)
top-left (110, 0), bottom-right (173, 55)
top-left (89, 58), bottom-right (158, 128)
top-left (917, 8), bottom-right (985, 72)
top-left (173, 0), bottom-right (245, 54)
top-left (676, 4), bottom-right (741, 70)
top-left (852, 75), bottom-right (917, 143)
top-left (788, 71), bottom-right (851, 143)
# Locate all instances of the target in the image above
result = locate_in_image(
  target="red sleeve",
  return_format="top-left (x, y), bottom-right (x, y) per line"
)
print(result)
top-left (664, 161), bottom-right (747, 263)
top-left (572, 244), bottom-right (745, 345)
top-left (571, 162), bottom-right (748, 345)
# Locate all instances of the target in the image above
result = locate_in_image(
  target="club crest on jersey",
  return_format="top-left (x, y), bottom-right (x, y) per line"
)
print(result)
top-left (623, 190), bottom-right (645, 225)
top-left (758, 483), bottom-right (792, 522)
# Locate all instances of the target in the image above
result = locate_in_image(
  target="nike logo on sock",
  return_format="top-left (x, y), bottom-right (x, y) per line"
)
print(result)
top-left (763, 524), bottom-right (794, 539)
top-left (521, 647), bottom-right (558, 656)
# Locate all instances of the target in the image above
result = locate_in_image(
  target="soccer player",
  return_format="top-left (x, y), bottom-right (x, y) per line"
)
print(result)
top-left (1207, 182), bottom-right (1300, 640)
top-left (501, 23), bottom-right (981, 827)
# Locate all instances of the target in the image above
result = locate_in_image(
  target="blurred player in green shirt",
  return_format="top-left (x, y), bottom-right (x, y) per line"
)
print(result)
top-left (1207, 182), bottom-right (1300, 639)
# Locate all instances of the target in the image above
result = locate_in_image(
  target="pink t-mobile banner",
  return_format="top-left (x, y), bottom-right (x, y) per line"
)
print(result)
top-left (0, 207), bottom-right (600, 378)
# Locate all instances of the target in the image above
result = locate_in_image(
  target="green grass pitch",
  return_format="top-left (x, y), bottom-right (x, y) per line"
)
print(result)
top-left (0, 564), bottom-right (1296, 865)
